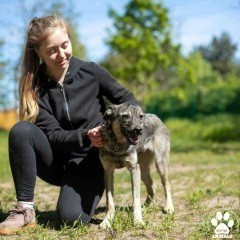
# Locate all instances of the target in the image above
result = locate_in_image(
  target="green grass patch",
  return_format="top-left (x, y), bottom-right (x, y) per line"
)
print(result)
top-left (0, 115), bottom-right (240, 239)
top-left (0, 131), bottom-right (11, 182)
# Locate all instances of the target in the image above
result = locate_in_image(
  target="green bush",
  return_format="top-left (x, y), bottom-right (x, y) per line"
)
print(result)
top-left (198, 114), bottom-right (240, 142)
top-left (166, 114), bottom-right (240, 144)
top-left (145, 79), bottom-right (240, 119)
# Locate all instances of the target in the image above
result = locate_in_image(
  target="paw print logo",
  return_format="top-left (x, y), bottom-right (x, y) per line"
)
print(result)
top-left (211, 211), bottom-right (234, 235)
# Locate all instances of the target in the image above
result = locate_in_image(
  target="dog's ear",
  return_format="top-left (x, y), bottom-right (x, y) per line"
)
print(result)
top-left (102, 105), bottom-right (118, 140)
top-left (103, 105), bottom-right (117, 120)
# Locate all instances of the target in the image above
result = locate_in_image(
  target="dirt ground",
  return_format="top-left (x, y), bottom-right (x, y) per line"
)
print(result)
top-left (1, 159), bottom-right (239, 240)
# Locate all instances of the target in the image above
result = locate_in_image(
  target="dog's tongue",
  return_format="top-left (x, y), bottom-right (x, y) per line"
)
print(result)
top-left (129, 134), bottom-right (139, 144)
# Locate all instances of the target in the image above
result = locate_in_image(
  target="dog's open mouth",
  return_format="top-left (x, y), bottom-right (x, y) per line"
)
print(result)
top-left (127, 133), bottom-right (140, 145)
top-left (124, 127), bottom-right (143, 145)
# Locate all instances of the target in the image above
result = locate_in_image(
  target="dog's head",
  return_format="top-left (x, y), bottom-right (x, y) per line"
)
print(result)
top-left (103, 103), bottom-right (144, 145)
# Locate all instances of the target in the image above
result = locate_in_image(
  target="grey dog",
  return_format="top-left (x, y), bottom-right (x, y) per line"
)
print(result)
top-left (99, 103), bottom-right (174, 229)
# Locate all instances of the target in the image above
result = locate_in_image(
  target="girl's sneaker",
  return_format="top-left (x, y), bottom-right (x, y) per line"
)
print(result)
top-left (0, 203), bottom-right (36, 235)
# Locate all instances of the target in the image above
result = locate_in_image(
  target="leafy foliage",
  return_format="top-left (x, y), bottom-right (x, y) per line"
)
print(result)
top-left (103, 0), bottom-right (180, 101)
top-left (146, 77), bottom-right (240, 119)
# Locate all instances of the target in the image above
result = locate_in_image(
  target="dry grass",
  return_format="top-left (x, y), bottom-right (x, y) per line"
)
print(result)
top-left (0, 142), bottom-right (239, 240)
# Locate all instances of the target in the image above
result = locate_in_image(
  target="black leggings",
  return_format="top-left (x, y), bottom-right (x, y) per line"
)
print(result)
top-left (8, 121), bottom-right (105, 224)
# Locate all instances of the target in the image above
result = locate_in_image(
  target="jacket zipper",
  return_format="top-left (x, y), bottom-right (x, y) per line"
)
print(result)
top-left (60, 86), bottom-right (73, 129)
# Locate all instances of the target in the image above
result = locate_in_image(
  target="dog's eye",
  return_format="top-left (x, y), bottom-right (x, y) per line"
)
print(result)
top-left (121, 114), bottom-right (129, 119)
top-left (139, 114), bottom-right (144, 119)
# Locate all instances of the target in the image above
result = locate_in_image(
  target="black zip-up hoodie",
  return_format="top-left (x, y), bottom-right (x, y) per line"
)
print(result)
top-left (35, 57), bottom-right (138, 155)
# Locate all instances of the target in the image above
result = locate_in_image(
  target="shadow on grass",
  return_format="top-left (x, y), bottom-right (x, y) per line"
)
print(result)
top-left (35, 210), bottom-right (62, 230)
top-left (36, 206), bottom-right (143, 229)
top-left (91, 205), bottom-right (148, 224)
top-left (36, 207), bottom-right (107, 229)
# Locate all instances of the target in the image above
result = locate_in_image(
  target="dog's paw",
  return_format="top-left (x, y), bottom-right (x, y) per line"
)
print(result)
top-left (134, 219), bottom-right (145, 227)
top-left (163, 205), bottom-right (174, 214)
top-left (99, 218), bottom-right (112, 229)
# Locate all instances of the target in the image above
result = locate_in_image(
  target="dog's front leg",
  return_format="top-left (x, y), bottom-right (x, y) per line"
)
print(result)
top-left (130, 163), bottom-right (145, 226)
top-left (100, 167), bottom-right (115, 229)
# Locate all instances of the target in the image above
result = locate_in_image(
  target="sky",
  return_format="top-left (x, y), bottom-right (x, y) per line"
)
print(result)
top-left (0, 0), bottom-right (239, 63)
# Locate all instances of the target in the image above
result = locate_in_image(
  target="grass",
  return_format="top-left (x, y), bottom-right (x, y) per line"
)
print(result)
top-left (0, 131), bottom-right (10, 181)
top-left (0, 115), bottom-right (240, 239)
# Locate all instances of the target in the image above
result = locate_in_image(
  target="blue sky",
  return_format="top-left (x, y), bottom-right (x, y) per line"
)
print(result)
top-left (0, 0), bottom-right (239, 62)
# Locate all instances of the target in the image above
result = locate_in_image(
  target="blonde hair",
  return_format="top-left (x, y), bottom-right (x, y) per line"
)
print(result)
top-left (19, 15), bottom-right (70, 122)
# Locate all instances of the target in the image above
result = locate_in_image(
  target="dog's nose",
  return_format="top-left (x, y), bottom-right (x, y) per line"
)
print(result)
top-left (133, 126), bottom-right (142, 135)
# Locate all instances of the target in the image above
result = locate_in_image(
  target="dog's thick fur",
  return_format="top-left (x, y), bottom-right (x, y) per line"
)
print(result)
top-left (99, 103), bottom-right (174, 228)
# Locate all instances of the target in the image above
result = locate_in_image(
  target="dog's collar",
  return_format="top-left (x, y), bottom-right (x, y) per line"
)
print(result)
top-left (113, 145), bottom-right (120, 152)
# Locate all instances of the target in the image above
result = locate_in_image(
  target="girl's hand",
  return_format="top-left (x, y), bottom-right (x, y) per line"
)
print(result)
top-left (87, 126), bottom-right (103, 148)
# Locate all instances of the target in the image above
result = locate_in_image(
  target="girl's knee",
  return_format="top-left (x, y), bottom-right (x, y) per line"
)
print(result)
top-left (9, 121), bottom-right (35, 139)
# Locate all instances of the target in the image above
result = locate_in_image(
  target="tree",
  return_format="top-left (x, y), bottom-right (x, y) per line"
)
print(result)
top-left (103, 0), bottom-right (180, 102)
top-left (177, 51), bottom-right (221, 87)
top-left (197, 32), bottom-right (238, 76)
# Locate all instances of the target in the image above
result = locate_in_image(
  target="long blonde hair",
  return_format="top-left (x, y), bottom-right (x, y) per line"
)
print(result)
top-left (19, 15), bottom-right (70, 122)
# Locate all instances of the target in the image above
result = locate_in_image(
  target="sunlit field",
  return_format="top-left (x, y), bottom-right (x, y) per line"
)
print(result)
top-left (0, 115), bottom-right (239, 239)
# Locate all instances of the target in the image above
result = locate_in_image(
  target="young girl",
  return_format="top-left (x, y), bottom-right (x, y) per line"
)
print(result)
top-left (0, 15), bottom-right (138, 235)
